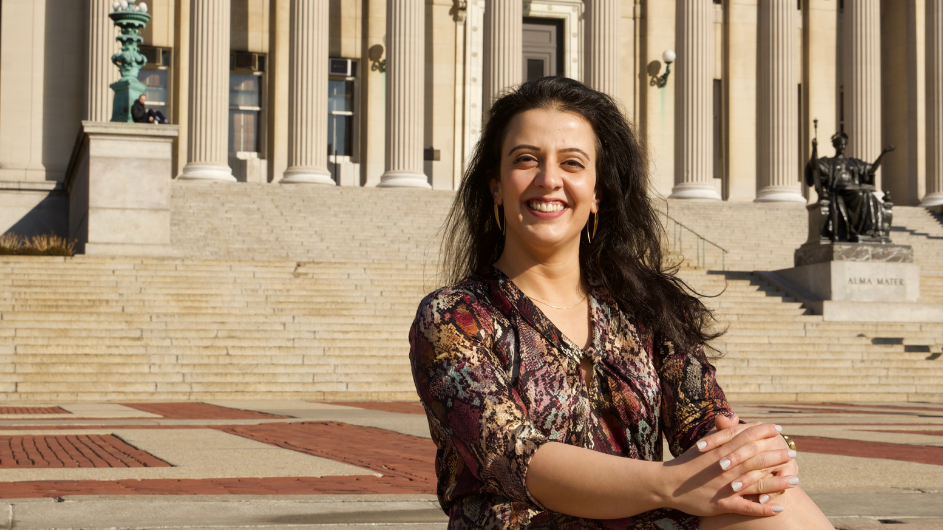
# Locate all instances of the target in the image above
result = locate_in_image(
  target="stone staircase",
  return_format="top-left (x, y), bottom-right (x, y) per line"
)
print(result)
top-left (661, 200), bottom-right (943, 402)
top-left (682, 270), bottom-right (943, 403)
top-left (0, 182), bottom-right (939, 402)
top-left (171, 182), bottom-right (454, 263)
top-left (0, 258), bottom-right (428, 401)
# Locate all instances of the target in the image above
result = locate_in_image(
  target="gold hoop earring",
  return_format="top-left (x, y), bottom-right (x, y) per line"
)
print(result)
top-left (493, 204), bottom-right (506, 235)
top-left (586, 211), bottom-right (599, 243)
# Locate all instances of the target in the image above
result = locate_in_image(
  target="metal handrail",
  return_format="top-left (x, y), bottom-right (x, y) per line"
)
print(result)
top-left (657, 210), bottom-right (728, 271)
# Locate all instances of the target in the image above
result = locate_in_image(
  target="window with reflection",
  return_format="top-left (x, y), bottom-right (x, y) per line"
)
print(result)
top-left (229, 72), bottom-right (264, 154)
top-left (138, 47), bottom-right (172, 118)
top-left (328, 79), bottom-right (354, 157)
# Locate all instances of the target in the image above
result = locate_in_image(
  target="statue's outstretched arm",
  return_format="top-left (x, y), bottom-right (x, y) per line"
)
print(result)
top-left (869, 145), bottom-right (896, 174)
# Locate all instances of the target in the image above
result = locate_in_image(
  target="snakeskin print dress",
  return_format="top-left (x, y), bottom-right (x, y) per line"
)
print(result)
top-left (409, 267), bottom-right (734, 529)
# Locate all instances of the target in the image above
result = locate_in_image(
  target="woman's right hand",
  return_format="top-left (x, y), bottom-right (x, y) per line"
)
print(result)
top-left (660, 422), bottom-right (798, 517)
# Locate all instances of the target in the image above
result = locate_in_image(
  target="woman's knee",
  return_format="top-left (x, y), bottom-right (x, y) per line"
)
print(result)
top-left (698, 487), bottom-right (834, 530)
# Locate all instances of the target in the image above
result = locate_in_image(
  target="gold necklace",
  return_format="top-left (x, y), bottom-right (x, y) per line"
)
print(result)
top-left (526, 293), bottom-right (587, 310)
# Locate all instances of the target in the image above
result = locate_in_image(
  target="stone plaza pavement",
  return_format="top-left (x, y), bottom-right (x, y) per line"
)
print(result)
top-left (0, 401), bottom-right (940, 529)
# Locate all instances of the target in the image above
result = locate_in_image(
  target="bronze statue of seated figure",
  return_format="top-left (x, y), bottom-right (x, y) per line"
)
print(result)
top-left (804, 127), bottom-right (895, 244)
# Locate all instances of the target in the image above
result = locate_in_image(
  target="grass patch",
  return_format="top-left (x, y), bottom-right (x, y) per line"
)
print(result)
top-left (0, 233), bottom-right (76, 256)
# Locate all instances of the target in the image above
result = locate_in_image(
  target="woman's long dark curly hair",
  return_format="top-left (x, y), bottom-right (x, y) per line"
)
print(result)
top-left (441, 76), bottom-right (724, 359)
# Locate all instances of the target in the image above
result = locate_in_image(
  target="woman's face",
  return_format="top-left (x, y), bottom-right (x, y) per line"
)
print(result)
top-left (490, 108), bottom-right (598, 256)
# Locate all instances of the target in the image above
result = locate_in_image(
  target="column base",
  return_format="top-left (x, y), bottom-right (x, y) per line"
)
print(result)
top-left (919, 192), bottom-right (943, 208)
top-left (280, 167), bottom-right (335, 185)
top-left (668, 183), bottom-right (721, 200)
top-left (377, 171), bottom-right (431, 189)
top-left (178, 163), bottom-right (236, 182)
top-left (754, 187), bottom-right (806, 203)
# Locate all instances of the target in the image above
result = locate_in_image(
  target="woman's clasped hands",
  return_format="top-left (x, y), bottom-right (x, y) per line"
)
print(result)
top-left (660, 414), bottom-right (800, 518)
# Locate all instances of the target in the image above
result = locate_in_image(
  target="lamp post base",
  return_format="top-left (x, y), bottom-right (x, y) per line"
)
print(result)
top-left (110, 78), bottom-right (148, 123)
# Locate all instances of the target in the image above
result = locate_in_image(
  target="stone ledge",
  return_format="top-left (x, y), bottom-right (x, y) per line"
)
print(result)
top-left (79, 121), bottom-right (180, 139)
top-left (796, 242), bottom-right (914, 267)
top-left (0, 180), bottom-right (62, 193)
top-left (805, 300), bottom-right (943, 323)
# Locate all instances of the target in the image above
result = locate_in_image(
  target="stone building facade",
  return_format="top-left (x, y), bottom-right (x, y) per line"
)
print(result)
top-left (0, 0), bottom-right (941, 237)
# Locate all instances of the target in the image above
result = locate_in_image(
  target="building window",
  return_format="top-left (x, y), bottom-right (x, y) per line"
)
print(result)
top-left (713, 79), bottom-right (724, 184)
top-left (328, 59), bottom-right (357, 158)
top-left (229, 52), bottom-right (266, 155)
top-left (138, 46), bottom-right (172, 118)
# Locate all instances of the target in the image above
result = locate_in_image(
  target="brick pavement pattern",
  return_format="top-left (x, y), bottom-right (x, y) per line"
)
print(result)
top-left (220, 421), bottom-right (436, 485)
top-left (120, 402), bottom-right (291, 420)
top-left (325, 402), bottom-right (426, 415)
top-left (0, 421), bottom-right (437, 499)
top-left (0, 407), bottom-right (68, 415)
top-left (0, 434), bottom-right (170, 469)
top-left (791, 435), bottom-right (943, 466)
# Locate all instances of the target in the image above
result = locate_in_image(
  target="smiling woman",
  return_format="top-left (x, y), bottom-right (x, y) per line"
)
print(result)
top-left (409, 77), bottom-right (834, 530)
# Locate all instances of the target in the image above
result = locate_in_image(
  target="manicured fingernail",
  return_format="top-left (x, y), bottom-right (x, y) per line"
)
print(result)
top-left (720, 459), bottom-right (731, 470)
top-left (697, 440), bottom-right (707, 450)
top-left (759, 494), bottom-right (770, 504)
top-left (772, 505), bottom-right (784, 513)
top-left (774, 424), bottom-right (782, 432)
top-left (788, 476), bottom-right (800, 486)
top-left (731, 481), bottom-right (743, 492)
top-left (788, 450), bottom-right (797, 458)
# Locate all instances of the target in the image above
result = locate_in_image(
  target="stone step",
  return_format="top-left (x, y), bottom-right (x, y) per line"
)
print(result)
top-left (721, 366), bottom-right (943, 376)
top-left (3, 323), bottom-right (408, 335)
top-left (716, 358), bottom-right (943, 369)
top-left (717, 350), bottom-right (933, 361)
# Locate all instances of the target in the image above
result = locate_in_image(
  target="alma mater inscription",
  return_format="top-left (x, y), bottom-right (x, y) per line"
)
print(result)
top-left (848, 277), bottom-right (905, 286)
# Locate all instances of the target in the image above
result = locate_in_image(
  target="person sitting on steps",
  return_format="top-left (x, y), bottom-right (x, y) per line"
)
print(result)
top-left (131, 94), bottom-right (169, 124)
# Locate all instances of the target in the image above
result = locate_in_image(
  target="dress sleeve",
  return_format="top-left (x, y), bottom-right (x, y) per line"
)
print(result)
top-left (656, 338), bottom-right (734, 458)
top-left (409, 288), bottom-right (550, 507)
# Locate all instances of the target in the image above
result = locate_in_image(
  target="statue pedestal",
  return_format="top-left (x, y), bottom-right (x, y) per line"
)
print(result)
top-left (63, 121), bottom-right (177, 257)
top-left (761, 242), bottom-right (943, 322)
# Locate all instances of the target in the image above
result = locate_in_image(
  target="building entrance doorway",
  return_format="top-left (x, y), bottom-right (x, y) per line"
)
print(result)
top-left (523, 18), bottom-right (565, 82)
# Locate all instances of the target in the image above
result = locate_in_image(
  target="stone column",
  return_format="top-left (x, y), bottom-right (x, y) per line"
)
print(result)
top-left (670, 0), bottom-right (720, 200)
top-left (378, 0), bottom-right (429, 187)
top-left (482, 0), bottom-right (521, 115)
top-left (280, 0), bottom-right (334, 185)
top-left (178, 0), bottom-right (235, 181)
top-left (584, 0), bottom-right (620, 98)
top-left (83, 0), bottom-right (119, 122)
top-left (923, 0), bottom-right (943, 207)
top-left (802, 0), bottom-right (839, 202)
top-left (755, 0), bottom-right (804, 202)
top-left (841, 0), bottom-right (881, 189)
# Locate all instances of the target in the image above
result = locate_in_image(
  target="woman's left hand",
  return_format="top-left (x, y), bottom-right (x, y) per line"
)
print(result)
top-left (698, 414), bottom-right (799, 503)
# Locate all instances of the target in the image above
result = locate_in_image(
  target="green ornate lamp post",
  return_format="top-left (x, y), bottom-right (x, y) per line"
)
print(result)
top-left (109, 1), bottom-right (152, 122)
